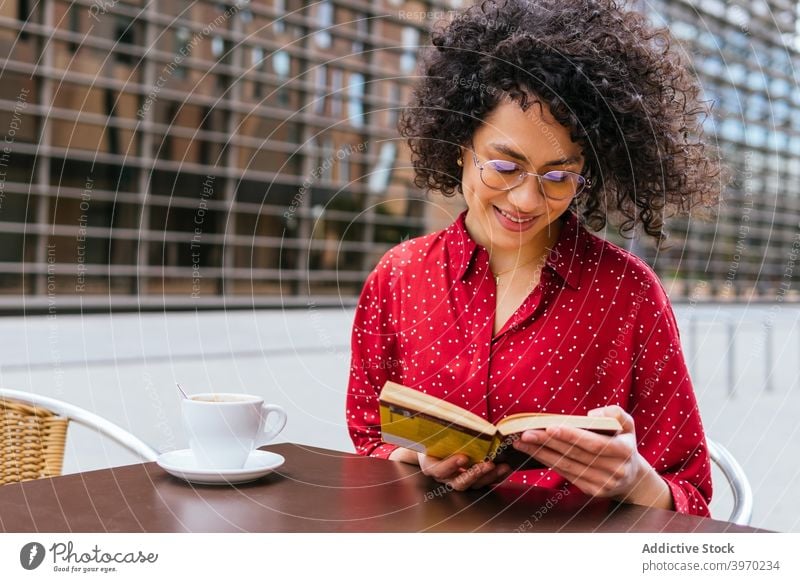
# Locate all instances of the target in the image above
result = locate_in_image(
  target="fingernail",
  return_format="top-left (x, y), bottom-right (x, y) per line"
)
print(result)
top-left (525, 432), bottom-right (542, 443)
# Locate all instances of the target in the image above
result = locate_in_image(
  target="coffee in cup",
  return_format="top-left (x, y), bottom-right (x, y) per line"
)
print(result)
top-left (181, 392), bottom-right (287, 470)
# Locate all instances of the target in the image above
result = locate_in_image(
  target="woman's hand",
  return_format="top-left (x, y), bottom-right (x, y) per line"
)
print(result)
top-left (510, 405), bottom-right (673, 509)
top-left (418, 452), bottom-right (512, 491)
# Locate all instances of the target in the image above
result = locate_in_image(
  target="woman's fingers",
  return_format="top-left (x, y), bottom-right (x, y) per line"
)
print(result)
top-left (588, 405), bottom-right (635, 434)
top-left (441, 461), bottom-right (509, 491)
top-left (514, 430), bottom-right (630, 468)
top-left (419, 452), bottom-right (469, 480)
top-left (511, 425), bottom-right (645, 498)
top-left (516, 440), bottom-right (618, 475)
top-left (468, 463), bottom-right (512, 489)
top-left (420, 454), bottom-right (511, 491)
top-left (446, 461), bottom-right (495, 491)
top-left (519, 427), bottom-right (628, 459)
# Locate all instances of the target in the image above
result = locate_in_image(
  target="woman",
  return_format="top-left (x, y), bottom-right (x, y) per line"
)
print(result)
top-left (346, 0), bottom-right (722, 516)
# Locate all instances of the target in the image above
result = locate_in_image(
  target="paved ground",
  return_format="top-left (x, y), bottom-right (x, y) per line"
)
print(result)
top-left (1, 305), bottom-right (797, 532)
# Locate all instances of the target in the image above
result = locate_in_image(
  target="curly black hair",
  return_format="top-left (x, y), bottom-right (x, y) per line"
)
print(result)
top-left (398, 0), bottom-right (725, 247)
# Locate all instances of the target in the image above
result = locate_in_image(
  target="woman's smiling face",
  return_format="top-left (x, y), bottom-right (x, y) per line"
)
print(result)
top-left (461, 99), bottom-right (586, 256)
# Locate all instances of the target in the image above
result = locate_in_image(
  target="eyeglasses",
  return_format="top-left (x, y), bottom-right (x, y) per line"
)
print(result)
top-left (471, 151), bottom-right (590, 200)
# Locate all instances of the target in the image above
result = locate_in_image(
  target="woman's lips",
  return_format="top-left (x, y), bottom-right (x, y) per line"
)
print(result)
top-left (493, 205), bottom-right (540, 232)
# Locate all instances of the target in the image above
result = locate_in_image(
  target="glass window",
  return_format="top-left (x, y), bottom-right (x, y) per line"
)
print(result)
top-left (747, 71), bottom-right (765, 92)
top-left (791, 86), bottom-right (800, 106)
top-left (353, 13), bottom-right (368, 54)
top-left (315, 1), bottom-right (333, 49)
top-left (720, 118), bottom-right (744, 142)
top-left (726, 63), bottom-right (747, 85)
top-left (274, 0), bottom-right (285, 33)
top-left (747, 94), bottom-right (767, 120)
top-left (173, 27), bottom-right (190, 79)
top-left (211, 36), bottom-right (225, 58)
top-left (347, 72), bottom-right (365, 128)
top-left (748, 151), bottom-right (765, 171)
top-left (388, 82), bottom-right (401, 125)
top-left (68, 2), bottom-right (80, 52)
top-left (273, 50), bottom-right (291, 106)
top-left (339, 147), bottom-right (350, 184)
top-left (114, 16), bottom-right (136, 64)
top-left (726, 5), bottom-right (749, 38)
top-left (721, 86), bottom-right (742, 114)
top-left (746, 124), bottom-right (766, 147)
top-left (331, 68), bottom-right (343, 117)
top-left (772, 100), bottom-right (790, 124)
top-left (401, 27), bottom-right (419, 74)
top-left (314, 65), bottom-right (327, 115)
top-left (368, 142), bottom-right (397, 194)
top-left (695, 30), bottom-right (718, 52)
top-left (670, 21), bottom-right (696, 41)
top-left (770, 46), bottom-right (790, 75)
top-left (321, 138), bottom-right (335, 181)
top-left (699, 0), bottom-right (726, 19)
top-left (700, 54), bottom-right (723, 77)
top-left (273, 50), bottom-right (290, 78)
top-left (252, 46), bottom-right (264, 66)
top-left (251, 46), bottom-right (265, 97)
top-left (770, 78), bottom-right (789, 99)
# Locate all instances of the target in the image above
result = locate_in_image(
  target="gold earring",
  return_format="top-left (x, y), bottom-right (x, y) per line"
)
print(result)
top-left (456, 157), bottom-right (463, 167)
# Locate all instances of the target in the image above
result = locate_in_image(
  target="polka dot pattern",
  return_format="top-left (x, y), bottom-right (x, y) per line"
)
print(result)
top-left (346, 210), bottom-right (712, 517)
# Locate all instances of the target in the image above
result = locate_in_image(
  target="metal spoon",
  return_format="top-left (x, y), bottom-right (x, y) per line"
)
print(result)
top-left (176, 383), bottom-right (189, 400)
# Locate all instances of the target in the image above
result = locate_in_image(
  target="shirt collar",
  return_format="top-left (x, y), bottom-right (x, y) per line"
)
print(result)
top-left (445, 209), bottom-right (586, 290)
top-left (443, 211), bottom-right (480, 282)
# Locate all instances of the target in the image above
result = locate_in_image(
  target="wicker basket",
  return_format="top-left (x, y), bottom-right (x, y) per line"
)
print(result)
top-left (1, 398), bottom-right (68, 485)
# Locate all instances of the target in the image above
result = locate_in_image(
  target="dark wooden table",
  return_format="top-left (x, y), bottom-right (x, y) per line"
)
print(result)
top-left (0, 443), bottom-right (765, 532)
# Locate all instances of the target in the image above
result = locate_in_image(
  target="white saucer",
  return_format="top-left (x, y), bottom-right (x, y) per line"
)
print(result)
top-left (156, 449), bottom-right (285, 485)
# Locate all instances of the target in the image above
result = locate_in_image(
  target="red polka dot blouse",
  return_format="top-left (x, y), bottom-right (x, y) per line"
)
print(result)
top-left (346, 209), bottom-right (712, 517)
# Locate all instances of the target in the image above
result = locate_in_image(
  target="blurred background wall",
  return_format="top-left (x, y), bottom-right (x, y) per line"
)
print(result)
top-left (0, 0), bottom-right (799, 310)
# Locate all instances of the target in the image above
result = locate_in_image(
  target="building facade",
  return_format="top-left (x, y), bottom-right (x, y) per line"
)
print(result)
top-left (0, 0), bottom-right (797, 311)
top-left (640, 0), bottom-right (800, 301)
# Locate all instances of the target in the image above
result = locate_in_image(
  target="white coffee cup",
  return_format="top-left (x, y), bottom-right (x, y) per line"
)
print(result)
top-left (181, 393), bottom-right (287, 470)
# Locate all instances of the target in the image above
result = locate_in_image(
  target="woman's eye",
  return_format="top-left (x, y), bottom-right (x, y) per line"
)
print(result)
top-left (543, 171), bottom-right (569, 182)
top-left (487, 160), bottom-right (520, 174)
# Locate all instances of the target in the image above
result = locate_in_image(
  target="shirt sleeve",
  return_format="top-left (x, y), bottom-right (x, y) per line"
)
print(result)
top-left (629, 274), bottom-right (713, 517)
top-left (345, 255), bottom-right (402, 460)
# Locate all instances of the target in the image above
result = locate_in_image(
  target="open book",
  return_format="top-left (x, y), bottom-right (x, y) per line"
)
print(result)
top-left (379, 381), bottom-right (622, 470)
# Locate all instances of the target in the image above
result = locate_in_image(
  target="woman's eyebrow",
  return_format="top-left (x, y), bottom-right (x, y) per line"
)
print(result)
top-left (488, 142), bottom-right (528, 162)
top-left (542, 155), bottom-right (582, 167)
top-left (488, 142), bottom-right (581, 166)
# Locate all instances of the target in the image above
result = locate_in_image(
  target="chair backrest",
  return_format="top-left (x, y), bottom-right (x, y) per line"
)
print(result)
top-left (707, 438), bottom-right (753, 526)
top-left (0, 388), bottom-right (158, 485)
top-left (1, 398), bottom-right (69, 484)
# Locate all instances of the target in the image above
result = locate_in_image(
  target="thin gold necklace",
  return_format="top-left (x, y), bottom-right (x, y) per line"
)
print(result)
top-left (491, 254), bottom-right (545, 286)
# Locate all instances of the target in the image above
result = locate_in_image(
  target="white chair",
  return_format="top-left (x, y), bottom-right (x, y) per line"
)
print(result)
top-left (707, 438), bottom-right (753, 526)
top-left (1, 388), bottom-right (158, 484)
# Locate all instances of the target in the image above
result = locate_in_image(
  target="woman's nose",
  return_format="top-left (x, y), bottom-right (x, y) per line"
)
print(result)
top-left (506, 177), bottom-right (546, 213)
